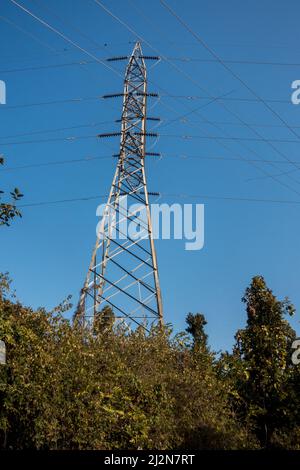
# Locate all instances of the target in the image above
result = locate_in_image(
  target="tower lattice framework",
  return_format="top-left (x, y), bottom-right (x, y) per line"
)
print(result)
top-left (75, 42), bottom-right (163, 329)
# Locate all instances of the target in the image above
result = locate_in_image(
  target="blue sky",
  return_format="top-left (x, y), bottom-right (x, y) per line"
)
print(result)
top-left (1, 0), bottom-right (300, 351)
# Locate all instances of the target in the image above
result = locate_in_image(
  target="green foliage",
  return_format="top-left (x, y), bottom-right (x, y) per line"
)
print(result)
top-left (225, 276), bottom-right (299, 447)
top-left (0, 274), bottom-right (298, 449)
top-left (94, 305), bottom-right (115, 335)
top-left (0, 157), bottom-right (23, 227)
top-left (185, 312), bottom-right (208, 353)
top-left (0, 281), bottom-right (252, 450)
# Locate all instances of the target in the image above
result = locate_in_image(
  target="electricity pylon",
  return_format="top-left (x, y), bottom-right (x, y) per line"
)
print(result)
top-left (75, 42), bottom-right (163, 330)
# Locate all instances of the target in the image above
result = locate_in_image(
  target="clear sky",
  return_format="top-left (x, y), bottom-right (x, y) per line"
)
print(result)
top-left (1, 0), bottom-right (300, 352)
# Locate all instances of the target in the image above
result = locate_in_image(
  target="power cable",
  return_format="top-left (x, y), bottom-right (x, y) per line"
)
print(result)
top-left (3, 132), bottom-right (300, 147)
top-left (101, 0), bottom-right (300, 190)
top-left (0, 155), bottom-right (112, 172)
top-left (0, 93), bottom-right (293, 110)
top-left (3, 154), bottom-right (300, 173)
top-left (9, 0), bottom-right (300, 197)
top-left (9, 0), bottom-right (124, 79)
top-left (93, 0), bottom-right (300, 196)
top-left (3, 56), bottom-right (300, 75)
top-left (0, 95), bottom-right (103, 110)
top-left (160, 0), bottom-right (300, 174)
top-left (0, 14), bottom-right (57, 52)
top-left (17, 192), bottom-right (300, 208)
top-left (0, 120), bottom-right (114, 140)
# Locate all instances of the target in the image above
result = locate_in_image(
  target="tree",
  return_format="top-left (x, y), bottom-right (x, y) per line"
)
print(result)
top-left (183, 312), bottom-right (255, 449)
top-left (0, 278), bottom-right (252, 450)
top-left (185, 313), bottom-right (208, 353)
top-left (234, 275), bottom-right (297, 447)
top-left (93, 305), bottom-right (115, 335)
top-left (0, 157), bottom-right (23, 226)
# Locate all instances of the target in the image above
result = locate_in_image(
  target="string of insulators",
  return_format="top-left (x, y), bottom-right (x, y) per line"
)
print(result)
top-left (136, 92), bottom-right (158, 97)
top-left (139, 56), bottom-right (160, 60)
top-left (115, 117), bottom-right (160, 123)
top-left (98, 132), bottom-right (121, 138)
top-left (106, 56), bottom-right (128, 62)
top-left (98, 132), bottom-right (158, 138)
top-left (119, 191), bottom-right (160, 196)
top-left (103, 93), bottom-right (124, 99)
top-left (106, 56), bottom-right (159, 62)
top-left (103, 92), bottom-right (159, 99)
top-left (112, 152), bottom-right (161, 157)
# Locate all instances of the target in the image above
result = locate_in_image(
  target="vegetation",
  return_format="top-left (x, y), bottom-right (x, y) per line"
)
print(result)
top-left (0, 273), bottom-right (299, 450)
top-left (0, 157), bottom-right (23, 226)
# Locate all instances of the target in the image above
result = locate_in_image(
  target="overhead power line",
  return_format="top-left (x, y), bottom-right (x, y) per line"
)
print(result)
top-left (10, 0), bottom-right (300, 198)
top-left (9, 0), bottom-right (123, 79)
top-left (30, 0), bottom-right (109, 52)
top-left (160, 134), bottom-right (300, 144)
top-left (170, 118), bottom-right (300, 131)
top-left (18, 195), bottom-right (107, 208)
top-left (0, 155), bottom-right (112, 172)
top-left (2, 116), bottom-right (300, 141)
top-left (107, 0), bottom-right (300, 193)
top-left (0, 120), bottom-right (114, 140)
top-left (0, 14), bottom-right (58, 52)
top-left (92, 0), bottom-right (300, 198)
top-left (4, 132), bottom-right (300, 147)
top-left (160, 0), bottom-right (300, 141)
top-left (160, 0), bottom-right (300, 175)
top-left (17, 192), bottom-right (300, 208)
top-left (0, 134), bottom-right (95, 146)
top-left (2, 57), bottom-right (300, 75)
top-left (165, 95), bottom-right (292, 104)
top-left (0, 95), bottom-right (102, 110)
top-left (0, 93), bottom-right (293, 110)
top-left (2, 40), bottom-right (300, 65)
top-left (0, 92), bottom-right (158, 110)
top-left (3, 154), bottom-right (300, 174)
top-left (163, 57), bottom-right (300, 67)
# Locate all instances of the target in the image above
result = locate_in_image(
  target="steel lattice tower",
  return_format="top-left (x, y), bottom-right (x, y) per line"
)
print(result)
top-left (75, 42), bottom-right (163, 330)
